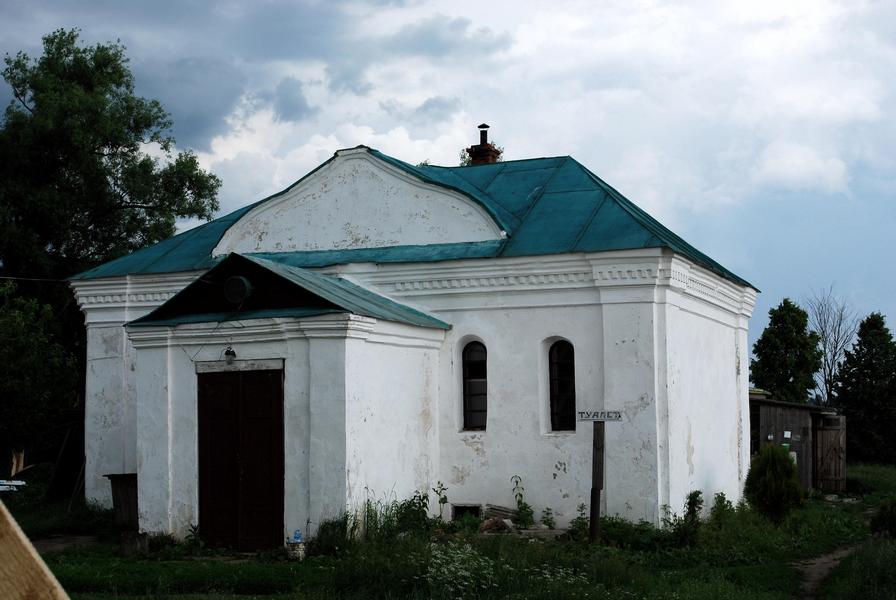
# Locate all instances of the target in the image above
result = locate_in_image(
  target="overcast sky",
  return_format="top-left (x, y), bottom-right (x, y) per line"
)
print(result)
top-left (2, 0), bottom-right (894, 346)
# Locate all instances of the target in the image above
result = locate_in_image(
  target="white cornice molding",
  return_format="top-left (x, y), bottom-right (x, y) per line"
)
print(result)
top-left (350, 250), bottom-right (754, 318)
top-left (72, 248), bottom-right (756, 329)
top-left (126, 314), bottom-right (379, 349)
top-left (71, 272), bottom-right (202, 324)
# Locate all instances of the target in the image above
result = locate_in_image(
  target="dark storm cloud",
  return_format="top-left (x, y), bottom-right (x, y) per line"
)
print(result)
top-left (133, 56), bottom-right (247, 150)
top-left (0, 1), bottom-right (512, 145)
top-left (273, 77), bottom-right (315, 122)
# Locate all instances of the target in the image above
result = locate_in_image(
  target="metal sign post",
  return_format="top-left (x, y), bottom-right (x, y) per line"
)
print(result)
top-left (577, 410), bottom-right (622, 543)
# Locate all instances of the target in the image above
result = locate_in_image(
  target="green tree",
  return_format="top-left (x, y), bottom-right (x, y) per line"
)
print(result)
top-left (0, 29), bottom-right (221, 464)
top-left (0, 282), bottom-right (75, 475)
top-left (751, 298), bottom-right (822, 403)
top-left (0, 28), bottom-right (221, 280)
top-left (833, 313), bottom-right (896, 464)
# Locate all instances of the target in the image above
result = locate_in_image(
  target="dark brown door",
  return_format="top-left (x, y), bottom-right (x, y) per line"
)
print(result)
top-left (198, 369), bottom-right (284, 550)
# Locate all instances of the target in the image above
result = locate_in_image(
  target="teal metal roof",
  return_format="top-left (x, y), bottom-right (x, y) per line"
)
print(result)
top-left (129, 253), bottom-right (450, 330)
top-left (74, 147), bottom-right (755, 289)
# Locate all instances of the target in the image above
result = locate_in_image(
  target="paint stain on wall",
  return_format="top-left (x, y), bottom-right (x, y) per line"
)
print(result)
top-left (451, 465), bottom-right (471, 485)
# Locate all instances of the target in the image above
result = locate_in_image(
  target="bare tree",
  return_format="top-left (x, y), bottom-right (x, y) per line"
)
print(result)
top-left (805, 286), bottom-right (859, 405)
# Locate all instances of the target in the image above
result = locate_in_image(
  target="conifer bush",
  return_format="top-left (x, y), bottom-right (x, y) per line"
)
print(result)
top-left (743, 444), bottom-right (803, 522)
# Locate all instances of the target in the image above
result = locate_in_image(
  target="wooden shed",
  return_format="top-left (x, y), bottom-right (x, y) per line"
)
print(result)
top-left (749, 390), bottom-right (846, 492)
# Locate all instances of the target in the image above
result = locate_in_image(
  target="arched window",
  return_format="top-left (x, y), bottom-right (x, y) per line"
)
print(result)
top-left (549, 340), bottom-right (576, 431)
top-left (462, 342), bottom-right (487, 430)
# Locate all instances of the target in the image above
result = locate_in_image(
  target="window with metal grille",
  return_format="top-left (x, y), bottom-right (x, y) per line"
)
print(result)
top-left (549, 340), bottom-right (576, 431)
top-left (462, 341), bottom-right (487, 430)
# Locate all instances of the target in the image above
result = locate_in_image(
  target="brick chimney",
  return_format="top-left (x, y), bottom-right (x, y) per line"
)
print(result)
top-left (466, 123), bottom-right (501, 165)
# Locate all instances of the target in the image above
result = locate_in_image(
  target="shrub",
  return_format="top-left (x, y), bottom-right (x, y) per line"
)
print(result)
top-left (744, 444), bottom-right (803, 522)
top-left (600, 516), bottom-right (672, 551)
top-left (871, 498), bottom-right (896, 537)
top-left (708, 492), bottom-right (735, 527)
top-left (541, 507), bottom-right (556, 529)
top-left (395, 490), bottom-right (432, 535)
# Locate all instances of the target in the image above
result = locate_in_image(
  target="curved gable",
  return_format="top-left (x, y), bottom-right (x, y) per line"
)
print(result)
top-left (213, 148), bottom-right (504, 256)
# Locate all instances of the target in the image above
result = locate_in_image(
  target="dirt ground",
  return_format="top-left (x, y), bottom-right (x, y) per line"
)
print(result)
top-left (794, 543), bottom-right (863, 600)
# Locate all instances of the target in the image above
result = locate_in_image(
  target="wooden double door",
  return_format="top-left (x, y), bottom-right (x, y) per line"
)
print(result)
top-left (198, 369), bottom-right (284, 550)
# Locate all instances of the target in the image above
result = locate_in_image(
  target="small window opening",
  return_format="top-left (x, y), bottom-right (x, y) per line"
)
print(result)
top-left (549, 340), bottom-right (576, 431)
top-left (452, 505), bottom-right (482, 520)
top-left (462, 341), bottom-right (487, 430)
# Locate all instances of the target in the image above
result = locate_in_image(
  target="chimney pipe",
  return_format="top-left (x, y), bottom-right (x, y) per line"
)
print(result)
top-left (467, 123), bottom-right (500, 165)
top-left (479, 123), bottom-right (489, 145)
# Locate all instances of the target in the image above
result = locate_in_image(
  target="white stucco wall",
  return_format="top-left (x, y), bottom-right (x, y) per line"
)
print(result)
top-left (83, 325), bottom-right (131, 505)
top-left (213, 149), bottom-right (503, 256)
top-left (74, 273), bottom-right (197, 507)
top-left (343, 322), bottom-right (441, 511)
top-left (662, 266), bottom-right (753, 515)
top-left (124, 314), bottom-right (443, 538)
top-left (74, 248), bottom-right (755, 536)
top-left (432, 304), bottom-right (601, 525)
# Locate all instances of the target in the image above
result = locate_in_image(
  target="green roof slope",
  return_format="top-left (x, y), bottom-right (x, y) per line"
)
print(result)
top-left (130, 253), bottom-right (450, 330)
top-left (74, 147), bottom-right (754, 289)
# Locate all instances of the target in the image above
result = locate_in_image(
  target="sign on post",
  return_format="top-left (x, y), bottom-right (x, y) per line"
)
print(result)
top-left (577, 410), bottom-right (622, 421)
top-left (578, 409), bottom-right (622, 542)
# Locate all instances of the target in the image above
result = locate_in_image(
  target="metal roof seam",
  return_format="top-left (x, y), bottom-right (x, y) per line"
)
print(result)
top-left (499, 157), bottom-right (571, 248)
top-left (571, 188), bottom-right (611, 252)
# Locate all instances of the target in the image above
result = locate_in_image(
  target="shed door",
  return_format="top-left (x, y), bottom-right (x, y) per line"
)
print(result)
top-left (814, 415), bottom-right (846, 493)
top-left (198, 369), bottom-right (284, 550)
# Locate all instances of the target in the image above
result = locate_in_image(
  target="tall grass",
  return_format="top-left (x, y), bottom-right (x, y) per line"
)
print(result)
top-left (821, 539), bottom-right (896, 599)
top-left (41, 464), bottom-right (896, 599)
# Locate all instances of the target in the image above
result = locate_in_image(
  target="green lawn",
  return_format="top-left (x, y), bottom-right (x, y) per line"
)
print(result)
top-left (6, 463), bottom-right (896, 599)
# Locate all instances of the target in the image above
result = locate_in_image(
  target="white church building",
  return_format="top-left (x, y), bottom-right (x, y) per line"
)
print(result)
top-left (71, 130), bottom-right (757, 550)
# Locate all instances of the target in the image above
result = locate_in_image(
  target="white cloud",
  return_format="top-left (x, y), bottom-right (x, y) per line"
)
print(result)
top-left (137, 0), bottom-right (894, 222)
top-left (752, 140), bottom-right (848, 193)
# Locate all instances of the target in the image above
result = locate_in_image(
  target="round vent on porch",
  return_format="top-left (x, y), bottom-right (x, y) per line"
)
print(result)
top-left (224, 276), bottom-right (253, 304)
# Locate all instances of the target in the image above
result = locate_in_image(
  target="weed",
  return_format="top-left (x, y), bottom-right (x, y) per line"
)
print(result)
top-left (541, 506), bottom-right (556, 529)
top-left (183, 524), bottom-right (205, 555)
top-left (510, 475), bottom-right (535, 529)
top-left (432, 481), bottom-right (448, 521)
top-left (664, 490), bottom-right (703, 547)
top-left (395, 490), bottom-right (432, 534)
top-left (308, 513), bottom-right (355, 556)
top-left (448, 511), bottom-right (483, 535)
top-left (568, 503), bottom-right (589, 541)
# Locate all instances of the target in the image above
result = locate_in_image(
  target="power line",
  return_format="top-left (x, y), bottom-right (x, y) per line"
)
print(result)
top-left (0, 275), bottom-right (69, 283)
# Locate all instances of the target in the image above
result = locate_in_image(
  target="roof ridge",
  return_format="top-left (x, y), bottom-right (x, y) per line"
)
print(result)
top-left (568, 157), bottom-right (755, 289)
top-left (436, 155), bottom-right (571, 169)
